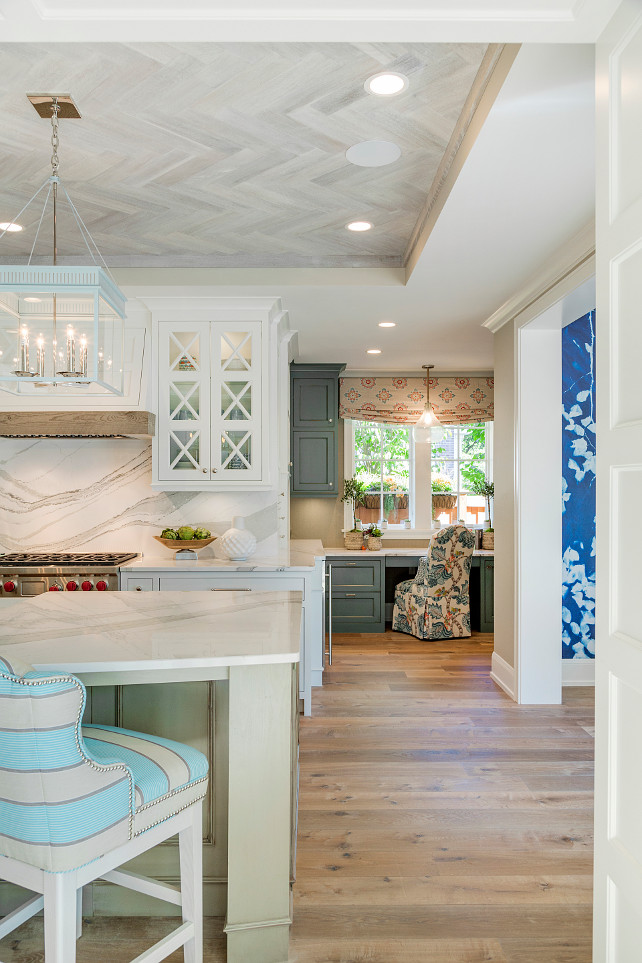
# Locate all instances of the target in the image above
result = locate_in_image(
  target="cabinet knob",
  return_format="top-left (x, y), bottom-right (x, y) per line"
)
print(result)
top-left (202, 468), bottom-right (207, 474)
top-left (135, 586), bottom-right (143, 592)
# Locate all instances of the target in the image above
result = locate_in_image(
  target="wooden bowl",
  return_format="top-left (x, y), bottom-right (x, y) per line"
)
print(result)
top-left (153, 536), bottom-right (216, 552)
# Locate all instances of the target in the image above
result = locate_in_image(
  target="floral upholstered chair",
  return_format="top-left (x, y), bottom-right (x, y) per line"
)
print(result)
top-left (392, 525), bottom-right (476, 639)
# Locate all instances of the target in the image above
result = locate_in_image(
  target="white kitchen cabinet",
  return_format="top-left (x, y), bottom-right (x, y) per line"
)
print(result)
top-left (155, 318), bottom-right (264, 487)
top-left (143, 297), bottom-right (289, 492)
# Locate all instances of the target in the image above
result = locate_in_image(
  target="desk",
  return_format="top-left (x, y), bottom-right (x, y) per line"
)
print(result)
top-left (325, 549), bottom-right (494, 635)
top-left (0, 590), bottom-right (301, 963)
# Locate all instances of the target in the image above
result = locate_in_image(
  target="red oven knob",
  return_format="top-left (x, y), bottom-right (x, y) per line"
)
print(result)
top-left (66, 580), bottom-right (78, 591)
top-left (95, 580), bottom-right (108, 592)
top-left (48, 584), bottom-right (62, 591)
top-left (3, 581), bottom-right (15, 593)
top-left (81, 580), bottom-right (93, 591)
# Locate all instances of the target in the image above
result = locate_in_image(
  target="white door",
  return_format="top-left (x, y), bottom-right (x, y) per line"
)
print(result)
top-left (594, 2), bottom-right (642, 960)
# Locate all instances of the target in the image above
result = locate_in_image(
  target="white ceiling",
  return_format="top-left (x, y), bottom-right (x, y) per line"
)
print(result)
top-left (0, 0), bottom-right (620, 42)
top-left (122, 42), bottom-right (596, 372)
top-left (0, 1), bottom-right (601, 373)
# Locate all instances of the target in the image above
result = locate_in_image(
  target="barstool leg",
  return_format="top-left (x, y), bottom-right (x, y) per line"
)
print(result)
top-left (44, 872), bottom-right (77, 963)
top-left (179, 800), bottom-right (203, 963)
top-left (76, 885), bottom-right (83, 940)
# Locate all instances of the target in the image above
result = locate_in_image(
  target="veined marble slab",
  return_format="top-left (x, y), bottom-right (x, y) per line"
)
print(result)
top-left (0, 438), bottom-right (280, 556)
top-left (0, 590), bottom-right (301, 677)
top-left (127, 538), bottom-right (325, 571)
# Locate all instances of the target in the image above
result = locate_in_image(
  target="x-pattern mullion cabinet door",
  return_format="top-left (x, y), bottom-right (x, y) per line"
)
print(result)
top-left (211, 321), bottom-right (262, 482)
top-left (157, 321), bottom-right (212, 482)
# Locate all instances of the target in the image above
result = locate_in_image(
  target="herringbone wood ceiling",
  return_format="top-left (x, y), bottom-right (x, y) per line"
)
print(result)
top-left (0, 42), bottom-right (489, 268)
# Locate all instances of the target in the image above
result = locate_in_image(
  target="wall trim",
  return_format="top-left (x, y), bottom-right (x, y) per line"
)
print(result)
top-left (490, 652), bottom-right (516, 701)
top-left (562, 658), bottom-right (595, 686)
top-left (482, 222), bottom-right (595, 333)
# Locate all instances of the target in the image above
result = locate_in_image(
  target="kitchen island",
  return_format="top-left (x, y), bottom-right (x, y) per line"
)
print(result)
top-left (0, 589), bottom-right (301, 963)
top-left (120, 538), bottom-right (325, 714)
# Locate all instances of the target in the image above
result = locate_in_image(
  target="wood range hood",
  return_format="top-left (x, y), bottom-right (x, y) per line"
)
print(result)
top-left (0, 410), bottom-right (155, 439)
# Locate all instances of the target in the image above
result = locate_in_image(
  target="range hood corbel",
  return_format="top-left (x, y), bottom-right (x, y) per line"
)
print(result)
top-left (0, 411), bottom-right (155, 439)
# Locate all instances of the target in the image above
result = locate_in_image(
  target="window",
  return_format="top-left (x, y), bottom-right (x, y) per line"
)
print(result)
top-left (431, 422), bottom-right (491, 526)
top-left (353, 420), bottom-right (411, 526)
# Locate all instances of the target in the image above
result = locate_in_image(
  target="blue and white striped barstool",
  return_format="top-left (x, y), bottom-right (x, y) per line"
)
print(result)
top-left (0, 653), bottom-right (209, 963)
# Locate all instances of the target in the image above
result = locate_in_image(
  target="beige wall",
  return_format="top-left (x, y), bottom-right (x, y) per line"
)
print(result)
top-left (492, 320), bottom-right (516, 667)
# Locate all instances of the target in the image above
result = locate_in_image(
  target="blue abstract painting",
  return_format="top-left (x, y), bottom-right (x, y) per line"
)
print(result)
top-left (562, 311), bottom-right (596, 660)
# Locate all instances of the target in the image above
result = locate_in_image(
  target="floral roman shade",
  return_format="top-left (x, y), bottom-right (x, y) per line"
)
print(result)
top-left (339, 376), bottom-right (494, 426)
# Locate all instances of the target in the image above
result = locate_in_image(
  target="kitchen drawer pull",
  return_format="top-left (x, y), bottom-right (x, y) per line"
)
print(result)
top-left (210, 587), bottom-right (252, 591)
top-left (346, 563), bottom-right (357, 567)
top-left (345, 593), bottom-right (356, 597)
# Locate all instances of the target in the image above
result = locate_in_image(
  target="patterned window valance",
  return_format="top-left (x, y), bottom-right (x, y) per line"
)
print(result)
top-left (339, 376), bottom-right (494, 426)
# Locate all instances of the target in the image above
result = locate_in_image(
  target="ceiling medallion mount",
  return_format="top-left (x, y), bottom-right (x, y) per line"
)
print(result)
top-left (0, 94), bottom-right (126, 397)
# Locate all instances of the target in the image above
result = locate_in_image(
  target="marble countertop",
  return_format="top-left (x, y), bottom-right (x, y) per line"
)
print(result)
top-left (0, 590), bottom-right (302, 677)
top-left (124, 538), bottom-right (326, 572)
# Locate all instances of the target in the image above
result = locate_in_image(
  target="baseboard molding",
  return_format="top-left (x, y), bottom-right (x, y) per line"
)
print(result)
top-left (490, 651), bottom-right (516, 700)
top-left (562, 658), bottom-right (595, 686)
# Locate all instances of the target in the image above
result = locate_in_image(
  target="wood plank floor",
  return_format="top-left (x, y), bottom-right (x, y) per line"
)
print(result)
top-left (0, 631), bottom-right (594, 962)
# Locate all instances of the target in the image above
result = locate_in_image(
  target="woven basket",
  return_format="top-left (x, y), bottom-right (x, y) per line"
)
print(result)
top-left (367, 536), bottom-right (382, 551)
top-left (344, 531), bottom-right (364, 550)
top-left (432, 493), bottom-right (457, 511)
top-left (481, 530), bottom-right (495, 550)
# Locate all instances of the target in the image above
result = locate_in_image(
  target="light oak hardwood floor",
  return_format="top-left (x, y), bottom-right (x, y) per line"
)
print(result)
top-left (0, 631), bottom-right (594, 962)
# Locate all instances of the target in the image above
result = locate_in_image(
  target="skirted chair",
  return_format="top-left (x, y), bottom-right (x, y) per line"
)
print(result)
top-left (392, 524), bottom-right (476, 639)
top-left (0, 651), bottom-right (209, 963)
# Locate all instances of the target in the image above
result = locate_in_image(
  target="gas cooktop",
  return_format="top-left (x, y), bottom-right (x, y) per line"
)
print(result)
top-left (0, 553), bottom-right (138, 567)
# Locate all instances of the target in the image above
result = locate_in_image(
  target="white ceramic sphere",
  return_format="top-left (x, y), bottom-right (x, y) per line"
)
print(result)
top-left (220, 516), bottom-right (256, 561)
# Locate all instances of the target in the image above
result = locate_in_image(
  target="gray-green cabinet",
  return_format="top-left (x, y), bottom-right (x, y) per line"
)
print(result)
top-left (326, 553), bottom-right (494, 635)
top-left (326, 557), bottom-right (385, 633)
top-left (290, 363), bottom-right (344, 497)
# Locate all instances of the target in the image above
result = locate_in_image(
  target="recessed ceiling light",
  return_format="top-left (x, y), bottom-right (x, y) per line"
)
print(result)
top-left (0, 222), bottom-right (23, 232)
top-left (378, 321), bottom-right (396, 328)
top-left (365, 72), bottom-right (408, 97)
top-left (346, 140), bottom-right (401, 168)
top-left (346, 221), bottom-right (373, 232)
top-left (367, 349), bottom-right (382, 354)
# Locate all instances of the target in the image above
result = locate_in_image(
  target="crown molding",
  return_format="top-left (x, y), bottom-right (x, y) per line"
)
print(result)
top-left (481, 221), bottom-right (595, 334)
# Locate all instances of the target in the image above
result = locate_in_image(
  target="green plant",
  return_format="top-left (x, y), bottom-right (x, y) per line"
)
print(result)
top-left (365, 525), bottom-right (383, 537)
top-left (341, 477), bottom-right (368, 531)
top-left (468, 478), bottom-right (494, 529)
top-left (431, 476), bottom-right (453, 493)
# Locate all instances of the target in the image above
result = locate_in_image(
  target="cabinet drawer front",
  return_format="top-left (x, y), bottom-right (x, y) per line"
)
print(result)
top-left (328, 559), bottom-right (381, 591)
top-left (123, 577), bottom-right (155, 592)
top-left (332, 593), bottom-right (382, 622)
top-left (159, 575), bottom-right (305, 598)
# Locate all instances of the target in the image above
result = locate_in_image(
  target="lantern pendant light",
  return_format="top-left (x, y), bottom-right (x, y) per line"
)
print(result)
top-left (0, 94), bottom-right (126, 396)
top-left (413, 364), bottom-right (443, 443)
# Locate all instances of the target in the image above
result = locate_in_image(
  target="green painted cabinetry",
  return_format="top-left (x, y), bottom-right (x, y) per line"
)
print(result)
top-left (290, 363), bottom-right (345, 497)
top-left (326, 557), bottom-right (385, 632)
top-left (326, 553), bottom-right (494, 635)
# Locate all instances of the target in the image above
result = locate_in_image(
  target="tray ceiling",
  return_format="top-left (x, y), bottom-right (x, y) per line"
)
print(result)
top-left (0, 42), bottom-right (493, 268)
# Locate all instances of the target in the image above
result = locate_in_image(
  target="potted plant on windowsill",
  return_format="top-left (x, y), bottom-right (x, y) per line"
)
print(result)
top-left (431, 476), bottom-right (457, 523)
top-left (342, 477), bottom-right (368, 549)
top-left (469, 478), bottom-right (495, 549)
top-left (364, 525), bottom-right (383, 551)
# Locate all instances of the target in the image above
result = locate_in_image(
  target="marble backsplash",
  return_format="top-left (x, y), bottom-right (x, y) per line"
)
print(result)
top-left (0, 439), bottom-right (280, 559)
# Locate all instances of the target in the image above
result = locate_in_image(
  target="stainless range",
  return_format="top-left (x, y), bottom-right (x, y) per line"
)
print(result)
top-left (0, 553), bottom-right (139, 597)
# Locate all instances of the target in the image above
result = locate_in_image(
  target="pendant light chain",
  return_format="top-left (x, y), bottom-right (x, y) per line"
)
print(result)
top-left (50, 98), bottom-right (60, 178)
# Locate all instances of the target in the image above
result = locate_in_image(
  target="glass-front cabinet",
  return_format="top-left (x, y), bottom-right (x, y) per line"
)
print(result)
top-left (154, 318), bottom-right (265, 488)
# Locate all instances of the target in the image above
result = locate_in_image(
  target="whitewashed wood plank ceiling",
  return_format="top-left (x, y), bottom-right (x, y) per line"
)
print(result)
top-left (0, 42), bottom-right (491, 267)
